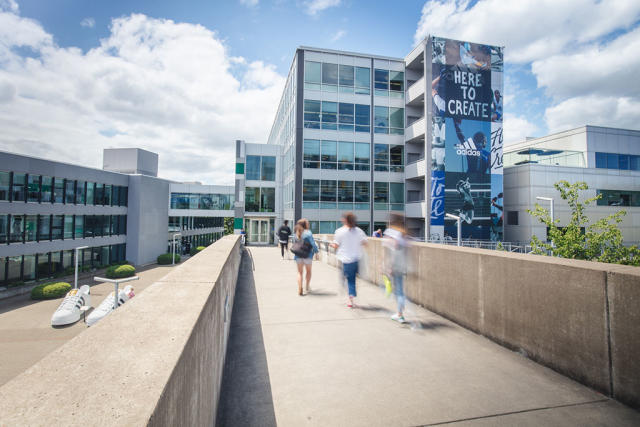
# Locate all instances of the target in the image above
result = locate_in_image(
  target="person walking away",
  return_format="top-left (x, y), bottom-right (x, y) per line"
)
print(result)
top-left (277, 220), bottom-right (292, 259)
top-left (331, 212), bottom-right (367, 308)
top-left (384, 213), bottom-right (409, 323)
top-left (293, 219), bottom-right (318, 296)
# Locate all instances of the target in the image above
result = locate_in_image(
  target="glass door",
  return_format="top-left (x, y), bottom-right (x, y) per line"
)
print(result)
top-left (247, 218), bottom-right (271, 244)
top-left (259, 219), bottom-right (268, 243)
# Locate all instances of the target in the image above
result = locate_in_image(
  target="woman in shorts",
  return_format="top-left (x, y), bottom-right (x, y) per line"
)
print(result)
top-left (294, 218), bottom-right (318, 296)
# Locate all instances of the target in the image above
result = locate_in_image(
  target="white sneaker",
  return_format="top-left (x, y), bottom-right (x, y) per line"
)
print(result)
top-left (51, 285), bottom-right (91, 326)
top-left (391, 314), bottom-right (406, 323)
top-left (86, 285), bottom-right (135, 327)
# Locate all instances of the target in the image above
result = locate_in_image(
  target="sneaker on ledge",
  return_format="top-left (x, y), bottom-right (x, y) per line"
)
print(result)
top-left (51, 285), bottom-right (91, 326)
top-left (86, 285), bottom-right (135, 327)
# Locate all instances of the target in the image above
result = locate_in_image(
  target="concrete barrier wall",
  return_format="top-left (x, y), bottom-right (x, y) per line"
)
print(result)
top-left (0, 235), bottom-right (243, 426)
top-left (315, 235), bottom-right (640, 409)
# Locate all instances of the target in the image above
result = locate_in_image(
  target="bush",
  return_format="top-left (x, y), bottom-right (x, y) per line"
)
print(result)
top-left (190, 246), bottom-right (206, 255)
top-left (157, 253), bottom-right (180, 265)
top-left (31, 282), bottom-right (72, 300)
top-left (105, 264), bottom-right (136, 279)
top-left (110, 260), bottom-right (131, 267)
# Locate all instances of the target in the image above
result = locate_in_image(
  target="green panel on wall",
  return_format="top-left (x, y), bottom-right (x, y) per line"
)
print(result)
top-left (234, 217), bottom-right (243, 229)
top-left (235, 163), bottom-right (244, 174)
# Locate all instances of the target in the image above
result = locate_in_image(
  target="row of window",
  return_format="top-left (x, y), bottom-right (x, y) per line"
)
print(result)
top-left (0, 214), bottom-right (127, 244)
top-left (168, 216), bottom-right (225, 232)
top-left (309, 221), bottom-right (373, 236)
top-left (246, 155), bottom-right (276, 181)
top-left (245, 187), bottom-right (276, 213)
top-left (167, 232), bottom-right (224, 255)
top-left (0, 244), bottom-right (127, 285)
top-left (302, 140), bottom-right (404, 172)
top-left (595, 152), bottom-right (640, 171)
top-left (170, 193), bottom-right (234, 210)
top-left (0, 171), bottom-right (128, 206)
top-left (304, 61), bottom-right (405, 98)
top-left (596, 189), bottom-right (640, 207)
top-left (302, 179), bottom-right (404, 210)
top-left (303, 100), bottom-right (404, 135)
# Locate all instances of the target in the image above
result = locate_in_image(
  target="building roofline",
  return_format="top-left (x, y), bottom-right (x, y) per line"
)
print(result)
top-left (298, 46), bottom-right (404, 62)
top-left (0, 149), bottom-right (129, 178)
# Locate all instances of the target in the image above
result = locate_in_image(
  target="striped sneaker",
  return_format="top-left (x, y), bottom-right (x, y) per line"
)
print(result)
top-left (86, 285), bottom-right (135, 327)
top-left (51, 285), bottom-right (91, 326)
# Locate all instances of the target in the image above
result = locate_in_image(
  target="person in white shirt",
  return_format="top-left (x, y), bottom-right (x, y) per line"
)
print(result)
top-left (383, 213), bottom-right (409, 323)
top-left (331, 212), bottom-right (367, 308)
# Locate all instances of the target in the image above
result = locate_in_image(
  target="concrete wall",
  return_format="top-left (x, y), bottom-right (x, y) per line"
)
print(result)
top-left (314, 235), bottom-right (640, 409)
top-left (0, 235), bottom-right (243, 426)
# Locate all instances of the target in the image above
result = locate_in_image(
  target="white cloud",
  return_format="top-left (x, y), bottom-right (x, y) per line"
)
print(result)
top-left (545, 96), bottom-right (640, 132)
top-left (0, 0), bottom-right (18, 13)
top-left (80, 17), bottom-right (95, 28)
top-left (414, 0), bottom-right (640, 64)
top-left (0, 11), bottom-right (285, 185)
top-left (503, 113), bottom-right (539, 144)
top-left (239, 0), bottom-right (259, 7)
top-left (304, 0), bottom-right (341, 16)
top-left (330, 29), bottom-right (346, 43)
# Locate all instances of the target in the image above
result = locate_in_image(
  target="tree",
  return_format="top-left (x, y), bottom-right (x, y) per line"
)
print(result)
top-left (528, 180), bottom-right (640, 266)
top-left (224, 217), bottom-right (234, 235)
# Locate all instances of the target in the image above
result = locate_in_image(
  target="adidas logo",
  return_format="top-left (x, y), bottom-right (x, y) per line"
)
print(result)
top-left (455, 138), bottom-right (481, 157)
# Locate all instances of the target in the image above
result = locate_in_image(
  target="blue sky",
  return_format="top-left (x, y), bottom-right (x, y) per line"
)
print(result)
top-left (1, 0), bottom-right (639, 184)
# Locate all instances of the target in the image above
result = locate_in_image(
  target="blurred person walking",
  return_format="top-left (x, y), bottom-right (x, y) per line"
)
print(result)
top-left (384, 213), bottom-right (409, 323)
top-left (331, 212), bottom-right (367, 308)
top-left (291, 219), bottom-right (318, 296)
top-left (277, 220), bottom-right (292, 259)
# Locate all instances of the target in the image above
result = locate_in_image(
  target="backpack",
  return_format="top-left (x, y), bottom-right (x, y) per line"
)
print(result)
top-left (290, 238), bottom-right (312, 258)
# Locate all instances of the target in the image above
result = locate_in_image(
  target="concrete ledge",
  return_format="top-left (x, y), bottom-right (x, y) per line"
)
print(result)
top-left (315, 236), bottom-right (640, 409)
top-left (0, 235), bottom-right (243, 426)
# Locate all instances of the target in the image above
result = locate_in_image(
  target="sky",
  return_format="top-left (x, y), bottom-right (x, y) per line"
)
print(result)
top-left (0, 0), bottom-right (639, 185)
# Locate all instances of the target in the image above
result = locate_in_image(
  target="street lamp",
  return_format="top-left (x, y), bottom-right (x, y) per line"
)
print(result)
top-left (74, 246), bottom-right (89, 289)
top-left (171, 233), bottom-right (182, 265)
top-left (94, 275), bottom-right (139, 312)
top-left (536, 196), bottom-right (554, 224)
top-left (445, 213), bottom-right (461, 247)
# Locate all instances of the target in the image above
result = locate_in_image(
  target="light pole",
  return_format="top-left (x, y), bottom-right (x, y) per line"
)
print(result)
top-left (94, 276), bottom-right (139, 311)
top-left (536, 196), bottom-right (554, 245)
top-left (445, 213), bottom-right (461, 247)
top-left (171, 233), bottom-right (182, 265)
top-left (74, 246), bottom-right (89, 289)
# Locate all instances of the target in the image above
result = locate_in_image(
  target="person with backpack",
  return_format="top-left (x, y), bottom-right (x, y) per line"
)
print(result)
top-left (291, 218), bottom-right (318, 296)
top-left (331, 212), bottom-right (367, 308)
top-left (277, 220), bottom-right (292, 259)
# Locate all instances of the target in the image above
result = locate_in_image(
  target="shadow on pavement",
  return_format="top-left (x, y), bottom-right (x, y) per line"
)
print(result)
top-left (216, 250), bottom-right (277, 427)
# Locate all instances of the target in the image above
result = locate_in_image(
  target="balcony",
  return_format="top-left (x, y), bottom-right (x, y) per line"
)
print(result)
top-left (406, 76), bottom-right (425, 107)
top-left (405, 200), bottom-right (427, 218)
top-left (405, 116), bottom-right (425, 143)
top-left (405, 158), bottom-right (426, 180)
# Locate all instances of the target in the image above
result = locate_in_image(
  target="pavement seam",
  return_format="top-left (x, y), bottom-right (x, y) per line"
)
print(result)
top-left (415, 398), bottom-right (611, 426)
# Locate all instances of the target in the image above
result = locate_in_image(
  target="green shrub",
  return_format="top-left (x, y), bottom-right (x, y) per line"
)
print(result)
top-left (64, 266), bottom-right (75, 276)
top-left (31, 282), bottom-right (72, 300)
top-left (157, 253), bottom-right (180, 265)
top-left (105, 264), bottom-right (136, 279)
top-left (190, 246), bottom-right (206, 255)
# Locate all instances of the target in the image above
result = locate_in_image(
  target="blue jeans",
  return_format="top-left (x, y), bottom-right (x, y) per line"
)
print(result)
top-left (393, 273), bottom-right (405, 313)
top-left (343, 261), bottom-right (358, 297)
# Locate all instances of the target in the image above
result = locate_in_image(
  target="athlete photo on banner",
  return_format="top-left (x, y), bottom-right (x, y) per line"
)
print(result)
top-left (491, 71), bottom-right (503, 122)
top-left (444, 118), bottom-right (491, 178)
top-left (431, 63), bottom-right (446, 117)
top-left (491, 46), bottom-right (503, 72)
top-left (445, 39), bottom-right (491, 70)
top-left (432, 37), bottom-right (446, 64)
top-left (432, 116), bottom-right (446, 171)
top-left (444, 171), bottom-right (492, 239)
top-left (490, 174), bottom-right (504, 241)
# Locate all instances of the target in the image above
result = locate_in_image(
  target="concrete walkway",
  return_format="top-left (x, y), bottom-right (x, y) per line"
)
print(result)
top-left (217, 247), bottom-right (640, 426)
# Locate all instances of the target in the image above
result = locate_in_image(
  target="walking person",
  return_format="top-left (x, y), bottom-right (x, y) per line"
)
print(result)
top-left (331, 212), bottom-right (367, 308)
top-left (292, 219), bottom-right (318, 296)
top-left (277, 220), bottom-right (292, 259)
top-left (384, 213), bottom-right (409, 323)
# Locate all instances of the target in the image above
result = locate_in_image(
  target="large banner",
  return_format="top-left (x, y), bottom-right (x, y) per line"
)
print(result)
top-left (430, 37), bottom-right (503, 241)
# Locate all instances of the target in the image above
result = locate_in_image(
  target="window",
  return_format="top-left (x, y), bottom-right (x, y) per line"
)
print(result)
top-left (595, 152), bottom-right (607, 169)
top-left (305, 61), bottom-right (321, 87)
top-left (374, 182), bottom-right (389, 209)
top-left (95, 183), bottom-right (104, 206)
top-left (37, 253), bottom-right (50, 280)
top-left (0, 171), bottom-right (10, 201)
top-left (338, 64), bottom-right (354, 92)
top-left (597, 189), bottom-right (640, 207)
top-left (619, 154), bottom-right (629, 170)
top-left (246, 156), bottom-right (261, 180)
top-left (27, 174), bottom-right (40, 202)
top-left (65, 179), bottom-right (75, 204)
top-left (75, 215), bottom-right (84, 238)
top-left (355, 143), bottom-right (370, 171)
top-left (245, 187), bottom-right (260, 212)
top-left (390, 183), bottom-right (404, 209)
top-left (112, 186), bottom-right (119, 206)
top-left (303, 99), bottom-right (321, 129)
top-left (76, 181), bottom-right (85, 205)
top-left (26, 215), bottom-right (37, 242)
top-left (320, 221), bottom-right (337, 234)
top-left (338, 180), bottom-right (354, 202)
top-left (12, 173), bottom-right (25, 202)
top-left (0, 214), bottom-right (8, 244)
top-left (303, 179), bottom-right (320, 201)
top-left (320, 180), bottom-right (336, 202)
top-left (631, 156), bottom-right (640, 171)
top-left (52, 215), bottom-right (63, 240)
top-left (607, 153), bottom-right (619, 169)
top-left (39, 215), bottom-right (51, 241)
top-left (321, 140), bottom-right (337, 169)
top-left (322, 62), bottom-right (338, 88)
top-left (374, 144), bottom-right (389, 171)
top-left (53, 178), bottom-right (64, 203)
top-left (10, 214), bottom-right (24, 243)
top-left (374, 69), bottom-right (389, 90)
top-left (104, 184), bottom-right (112, 206)
top-left (338, 103), bottom-right (354, 131)
top-left (355, 104), bottom-right (370, 133)
top-left (86, 182), bottom-right (95, 205)
top-left (41, 176), bottom-right (52, 203)
top-left (23, 254), bottom-right (36, 281)
top-left (355, 181), bottom-right (370, 203)
top-left (303, 139), bottom-right (320, 168)
top-left (321, 101), bottom-right (337, 130)
top-left (389, 107), bottom-right (404, 134)
top-left (260, 187), bottom-right (275, 212)
top-left (390, 145), bottom-right (404, 172)
top-left (389, 71), bottom-right (404, 92)
top-left (507, 211), bottom-right (519, 225)
top-left (355, 67), bottom-right (370, 94)
top-left (120, 186), bottom-right (128, 206)
top-left (64, 215), bottom-right (74, 239)
top-left (102, 215), bottom-right (111, 236)
top-left (261, 156), bottom-right (276, 181)
top-left (338, 142), bottom-right (354, 170)
top-left (374, 106), bottom-right (389, 134)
